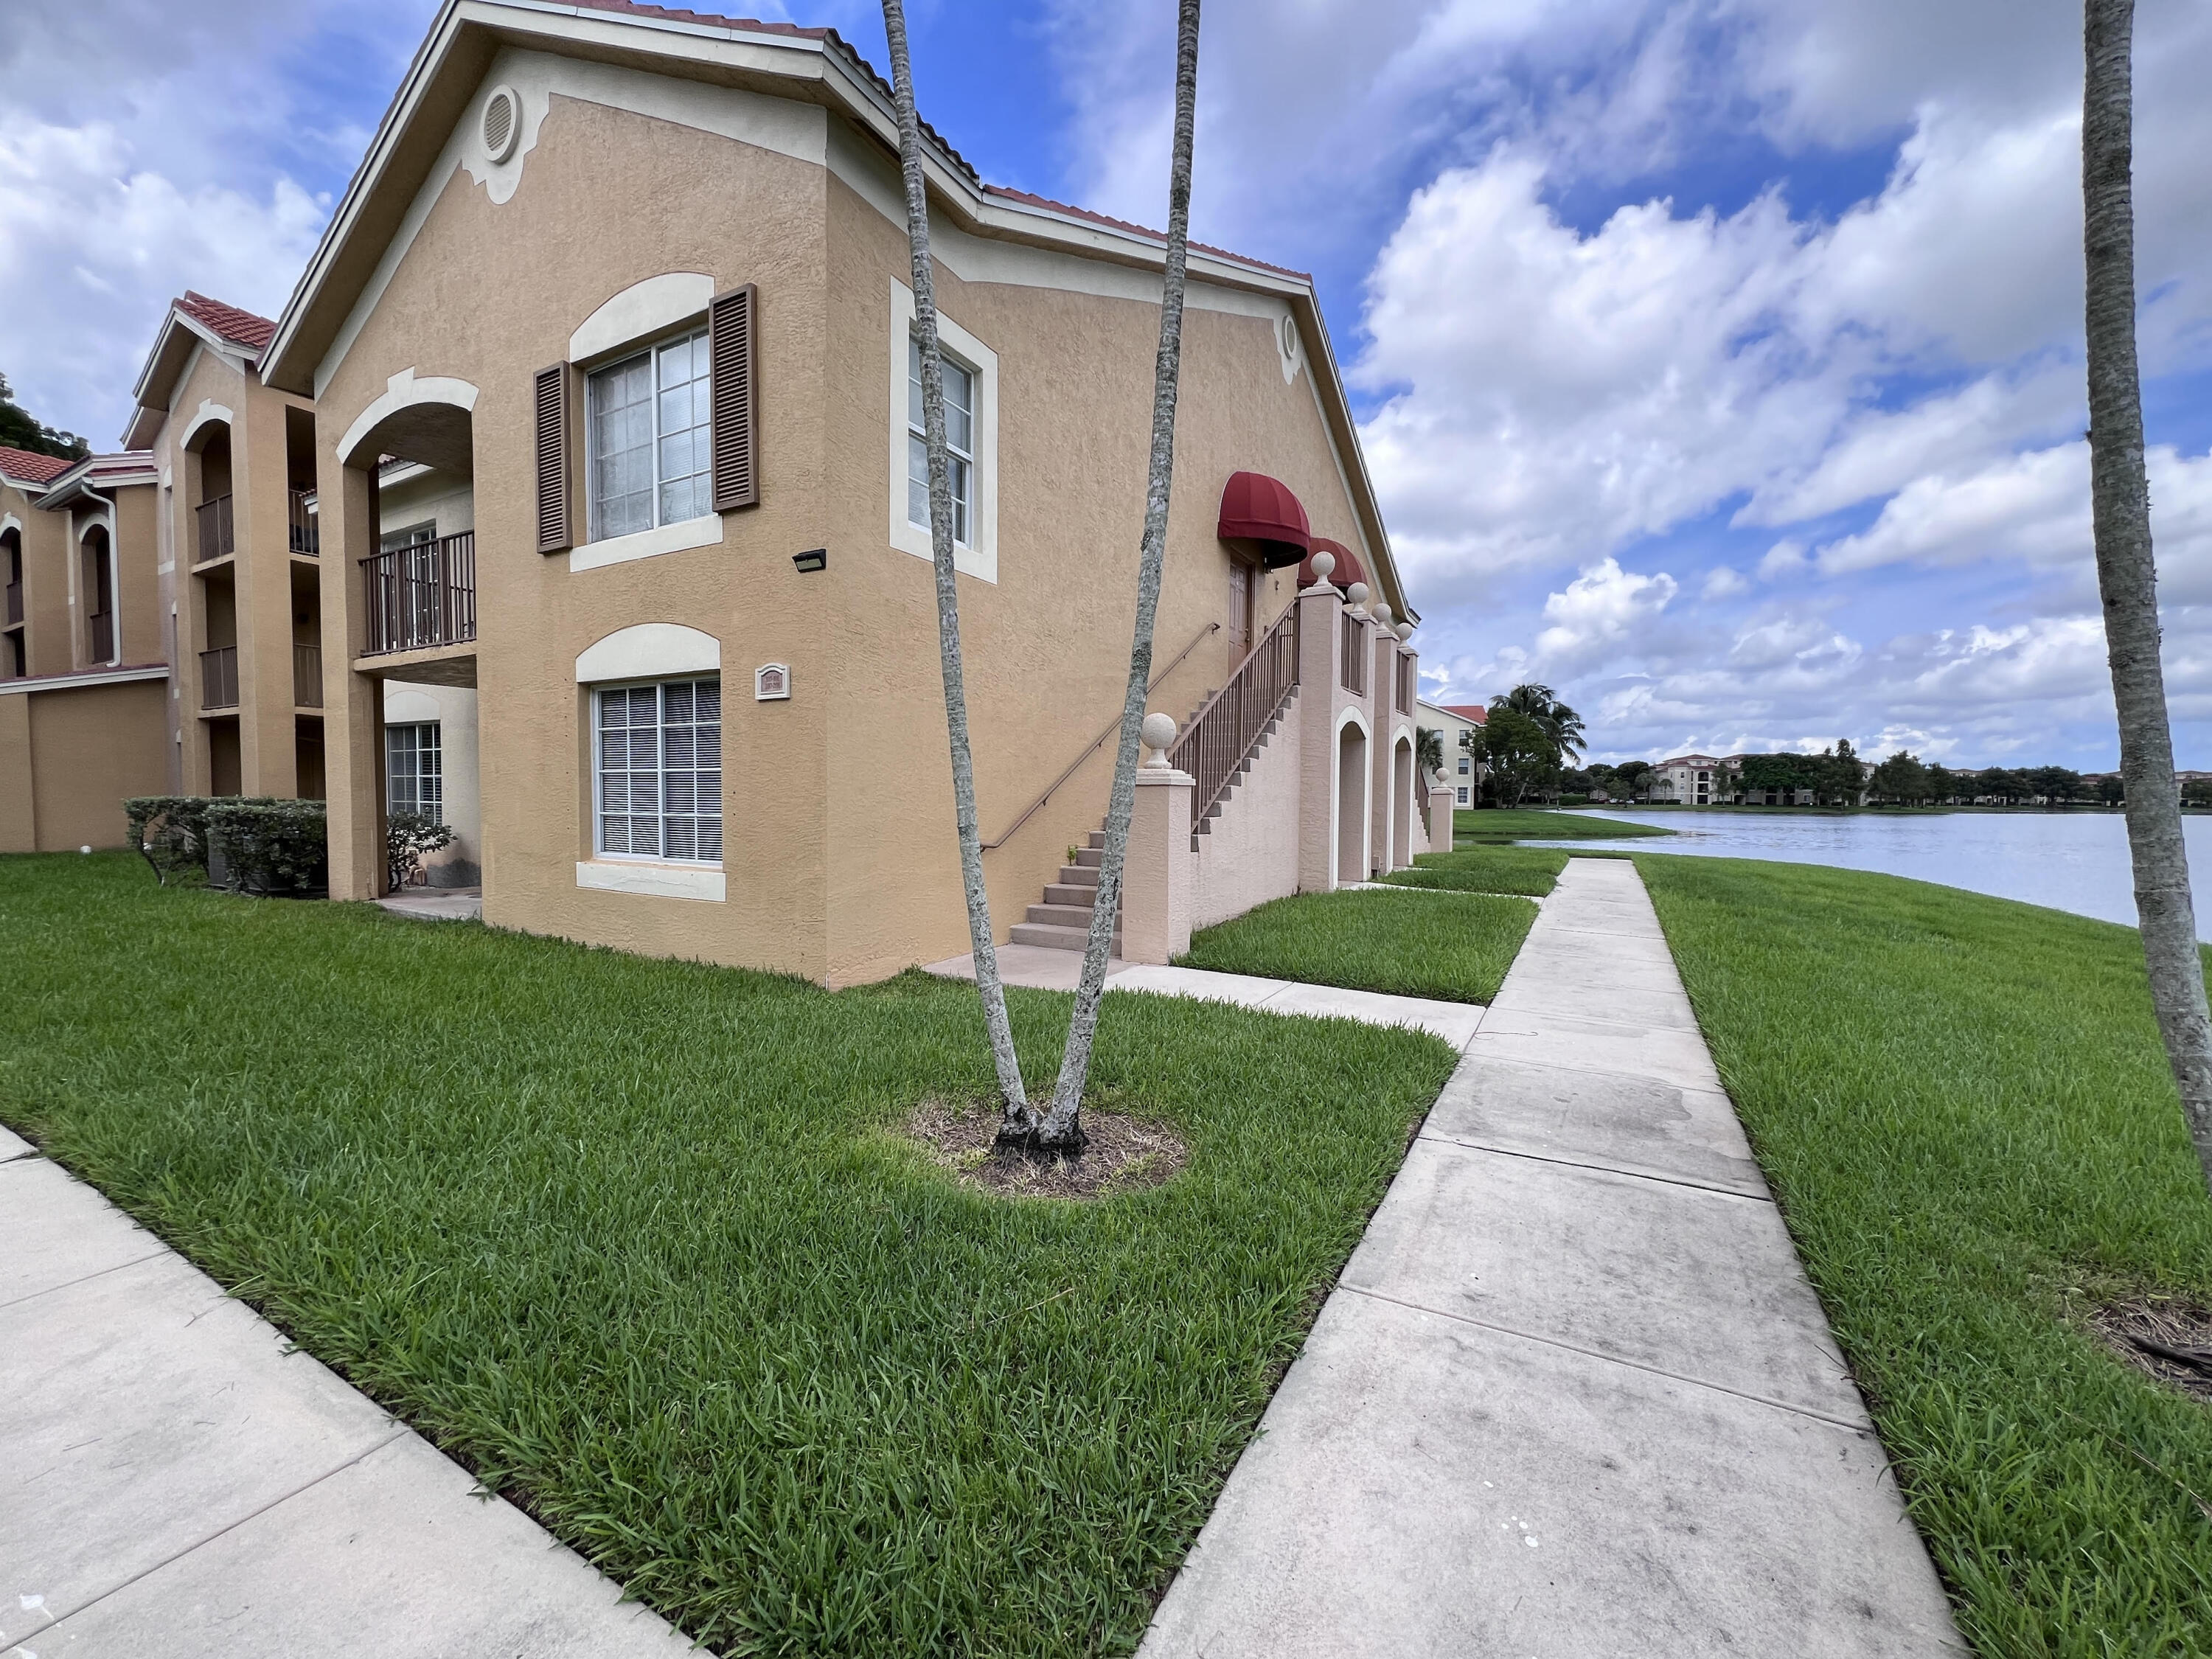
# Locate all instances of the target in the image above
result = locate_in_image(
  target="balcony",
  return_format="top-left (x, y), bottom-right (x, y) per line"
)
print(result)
top-left (294, 642), bottom-right (323, 708)
top-left (201, 645), bottom-right (239, 711)
top-left (195, 495), bottom-right (235, 563)
top-left (1394, 653), bottom-right (1413, 716)
top-left (361, 532), bottom-right (475, 658)
top-left (4, 578), bottom-right (19, 626)
top-left (89, 609), bottom-right (114, 665)
top-left (289, 490), bottom-right (319, 555)
top-left (1340, 613), bottom-right (1368, 695)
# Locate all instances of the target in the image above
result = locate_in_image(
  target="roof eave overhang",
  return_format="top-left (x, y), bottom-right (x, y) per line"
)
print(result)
top-left (124, 308), bottom-right (258, 445)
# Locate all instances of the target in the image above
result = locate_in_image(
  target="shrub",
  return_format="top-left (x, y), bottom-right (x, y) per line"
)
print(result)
top-left (386, 810), bottom-right (456, 891)
top-left (124, 796), bottom-right (215, 885)
top-left (201, 799), bottom-right (328, 895)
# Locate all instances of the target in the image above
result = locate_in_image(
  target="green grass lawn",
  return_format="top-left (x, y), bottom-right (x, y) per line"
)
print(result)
top-left (1175, 888), bottom-right (1535, 1004)
top-left (1453, 806), bottom-right (1672, 843)
top-left (0, 852), bottom-right (1458, 1659)
top-left (1383, 844), bottom-right (1574, 897)
top-left (1636, 854), bottom-right (2212, 1656)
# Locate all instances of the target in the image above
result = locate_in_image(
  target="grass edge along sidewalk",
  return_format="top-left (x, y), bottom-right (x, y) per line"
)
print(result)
top-left (1176, 886), bottom-right (1537, 1004)
top-left (1636, 852), bottom-right (2212, 1658)
top-left (0, 852), bottom-right (1458, 1659)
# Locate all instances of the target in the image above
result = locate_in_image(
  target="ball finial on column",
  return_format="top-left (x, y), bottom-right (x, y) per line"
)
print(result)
top-left (1395, 620), bottom-right (1414, 641)
top-left (1307, 549), bottom-right (1335, 587)
top-left (1141, 710), bottom-right (1178, 767)
top-left (1372, 599), bottom-right (1394, 629)
top-left (1346, 581), bottom-right (1370, 616)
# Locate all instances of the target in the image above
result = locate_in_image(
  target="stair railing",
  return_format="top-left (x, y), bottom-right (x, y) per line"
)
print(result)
top-left (981, 620), bottom-right (1220, 851)
top-left (1168, 604), bottom-right (1300, 827)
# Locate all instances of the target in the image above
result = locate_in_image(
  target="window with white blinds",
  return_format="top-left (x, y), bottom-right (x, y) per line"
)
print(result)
top-left (386, 723), bottom-right (442, 821)
top-left (594, 678), bottom-right (722, 863)
top-left (587, 328), bottom-right (712, 542)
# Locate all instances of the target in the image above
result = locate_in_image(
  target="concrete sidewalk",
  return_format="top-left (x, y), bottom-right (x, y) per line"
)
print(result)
top-left (0, 1124), bottom-right (697, 1658)
top-left (924, 942), bottom-right (1486, 1049)
top-left (1138, 858), bottom-right (1965, 1657)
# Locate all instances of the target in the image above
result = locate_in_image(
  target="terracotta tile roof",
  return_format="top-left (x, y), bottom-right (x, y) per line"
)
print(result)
top-left (569, 1), bottom-right (1304, 282)
top-left (0, 445), bottom-right (77, 485)
top-left (1439, 703), bottom-right (1489, 724)
top-left (176, 291), bottom-right (277, 354)
top-left (984, 186), bottom-right (1311, 281)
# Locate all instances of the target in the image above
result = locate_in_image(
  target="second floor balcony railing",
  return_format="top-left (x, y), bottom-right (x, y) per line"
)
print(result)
top-left (289, 490), bottom-right (319, 555)
top-left (88, 609), bottom-right (114, 664)
top-left (294, 641), bottom-right (323, 708)
top-left (201, 645), bottom-right (239, 711)
top-left (4, 579), bottom-right (20, 626)
top-left (1394, 652), bottom-right (1413, 716)
top-left (195, 495), bottom-right (235, 563)
top-left (361, 531), bottom-right (476, 657)
top-left (1340, 612), bottom-right (1368, 695)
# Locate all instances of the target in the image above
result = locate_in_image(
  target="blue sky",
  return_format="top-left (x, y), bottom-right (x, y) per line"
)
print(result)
top-left (4, 0), bottom-right (2211, 768)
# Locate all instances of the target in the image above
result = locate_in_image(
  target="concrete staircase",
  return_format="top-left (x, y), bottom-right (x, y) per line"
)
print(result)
top-left (1010, 827), bottom-right (1121, 952)
top-left (1192, 685), bottom-right (1298, 846)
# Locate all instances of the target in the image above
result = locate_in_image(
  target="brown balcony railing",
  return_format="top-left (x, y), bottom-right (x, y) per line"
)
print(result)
top-left (201, 645), bottom-right (239, 711)
top-left (361, 531), bottom-right (476, 657)
top-left (289, 490), bottom-right (319, 554)
top-left (4, 579), bottom-right (20, 626)
top-left (1340, 613), bottom-right (1368, 695)
top-left (294, 641), bottom-right (323, 708)
top-left (88, 609), bottom-right (114, 664)
top-left (195, 495), bottom-right (234, 563)
top-left (1170, 605), bottom-right (1301, 831)
top-left (1394, 652), bottom-right (1413, 715)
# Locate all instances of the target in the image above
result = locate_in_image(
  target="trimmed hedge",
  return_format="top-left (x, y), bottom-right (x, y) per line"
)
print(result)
top-left (124, 796), bottom-right (327, 895)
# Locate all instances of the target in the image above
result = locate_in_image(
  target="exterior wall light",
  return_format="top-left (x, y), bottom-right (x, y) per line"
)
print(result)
top-left (793, 548), bottom-right (827, 573)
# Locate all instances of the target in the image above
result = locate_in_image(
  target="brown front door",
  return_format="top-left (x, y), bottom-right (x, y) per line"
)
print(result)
top-left (1228, 560), bottom-right (1253, 660)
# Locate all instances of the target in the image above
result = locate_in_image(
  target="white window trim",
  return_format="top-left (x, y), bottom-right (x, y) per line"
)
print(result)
top-left (569, 273), bottom-right (714, 364)
top-left (569, 512), bottom-right (725, 574)
top-left (576, 860), bottom-right (726, 902)
top-left (582, 326), bottom-right (712, 550)
top-left (888, 280), bottom-right (998, 584)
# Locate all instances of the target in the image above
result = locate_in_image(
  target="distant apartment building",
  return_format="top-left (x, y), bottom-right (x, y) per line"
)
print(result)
top-left (0, 445), bottom-right (170, 852)
top-left (1418, 699), bottom-right (1487, 806)
top-left (1646, 754), bottom-right (1722, 804)
top-left (24, 0), bottom-right (1454, 984)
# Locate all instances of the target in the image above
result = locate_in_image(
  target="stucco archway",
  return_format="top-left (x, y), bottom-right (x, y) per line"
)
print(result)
top-left (1337, 714), bottom-right (1369, 886)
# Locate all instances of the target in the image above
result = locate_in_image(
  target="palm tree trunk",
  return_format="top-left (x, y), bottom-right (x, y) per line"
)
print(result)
top-left (1029, 0), bottom-right (1204, 1153)
top-left (2083, 0), bottom-right (2212, 1189)
top-left (880, 0), bottom-right (1032, 1132)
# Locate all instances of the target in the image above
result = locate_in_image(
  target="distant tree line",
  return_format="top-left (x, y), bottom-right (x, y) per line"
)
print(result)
top-left (0, 371), bottom-right (89, 461)
top-left (1864, 753), bottom-right (2132, 807)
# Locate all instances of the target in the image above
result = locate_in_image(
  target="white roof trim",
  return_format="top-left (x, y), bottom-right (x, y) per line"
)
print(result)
top-left (0, 665), bottom-right (170, 698)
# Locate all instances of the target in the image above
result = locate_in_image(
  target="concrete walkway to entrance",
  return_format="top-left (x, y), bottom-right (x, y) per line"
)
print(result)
top-left (0, 1124), bottom-right (694, 1658)
top-left (1136, 858), bottom-right (1966, 1657)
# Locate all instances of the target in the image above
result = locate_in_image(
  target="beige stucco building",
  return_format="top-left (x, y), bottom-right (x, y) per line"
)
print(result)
top-left (1, 446), bottom-right (170, 852)
top-left (89, 0), bottom-right (1448, 983)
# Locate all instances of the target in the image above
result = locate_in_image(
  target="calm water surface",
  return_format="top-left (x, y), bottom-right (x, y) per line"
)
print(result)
top-left (1528, 810), bottom-right (2212, 938)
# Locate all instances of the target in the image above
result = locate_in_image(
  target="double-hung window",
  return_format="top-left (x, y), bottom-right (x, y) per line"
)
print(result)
top-left (588, 329), bottom-right (712, 542)
top-left (594, 678), bottom-right (722, 863)
top-left (906, 335), bottom-right (974, 547)
top-left (387, 723), bottom-right (442, 821)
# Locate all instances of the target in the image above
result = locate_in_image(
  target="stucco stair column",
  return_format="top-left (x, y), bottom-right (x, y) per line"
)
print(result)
top-left (1294, 570), bottom-right (1349, 894)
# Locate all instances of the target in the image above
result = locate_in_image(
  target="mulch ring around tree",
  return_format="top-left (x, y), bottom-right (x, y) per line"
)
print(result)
top-left (907, 1099), bottom-right (1188, 1199)
top-left (2090, 1295), bottom-right (2212, 1403)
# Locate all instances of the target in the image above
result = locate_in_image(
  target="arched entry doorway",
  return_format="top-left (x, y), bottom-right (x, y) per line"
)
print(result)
top-left (1337, 716), bottom-right (1368, 886)
top-left (1392, 734), bottom-right (1415, 867)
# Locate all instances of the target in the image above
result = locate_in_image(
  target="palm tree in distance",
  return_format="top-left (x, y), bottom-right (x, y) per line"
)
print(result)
top-left (1494, 684), bottom-right (1586, 762)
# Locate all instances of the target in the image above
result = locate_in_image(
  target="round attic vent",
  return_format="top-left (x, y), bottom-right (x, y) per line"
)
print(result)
top-left (482, 86), bottom-right (521, 163)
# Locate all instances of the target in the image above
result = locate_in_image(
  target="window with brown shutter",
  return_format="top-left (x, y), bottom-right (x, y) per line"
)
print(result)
top-left (534, 362), bottom-right (572, 554)
top-left (709, 284), bottom-right (759, 512)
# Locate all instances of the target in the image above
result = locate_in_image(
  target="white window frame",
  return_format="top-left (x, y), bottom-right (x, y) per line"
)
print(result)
top-left (888, 280), bottom-right (997, 583)
top-left (386, 722), bottom-right (443, 822)
top-left (585, 325), bottom-right (712, 546)
top-left (591, 677), bottom-right (723, 869)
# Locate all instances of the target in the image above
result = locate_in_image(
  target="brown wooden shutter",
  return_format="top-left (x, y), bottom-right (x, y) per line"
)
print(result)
top-left (534, 362), bottom-right (572, 554)
top-left (709, 284), bottom-right (759, 512)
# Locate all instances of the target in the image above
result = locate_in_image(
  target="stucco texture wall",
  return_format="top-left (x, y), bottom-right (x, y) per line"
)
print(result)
top-left (3, 680), bottom-right (170, 850)
top-left (1192, 686), bottom-right (1304, 930)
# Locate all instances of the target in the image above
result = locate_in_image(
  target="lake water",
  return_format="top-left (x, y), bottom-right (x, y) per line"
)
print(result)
top-left (1527, 809), bottom-right (2212, 938)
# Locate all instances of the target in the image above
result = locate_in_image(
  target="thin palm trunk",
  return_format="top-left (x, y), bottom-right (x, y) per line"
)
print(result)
top-left (880, 0), bottom-right (1031, 1130)
top-left (1029, 0), bottom-right (1204, 1152)
top-left (2083, 0), bottom-right (2212, 1189)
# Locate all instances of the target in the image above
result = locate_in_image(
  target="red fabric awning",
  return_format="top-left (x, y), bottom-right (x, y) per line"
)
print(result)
top-left (1298, 536), bottom-right (1366, 592)
top-left (1217, 470), bottom-right (1312, 568)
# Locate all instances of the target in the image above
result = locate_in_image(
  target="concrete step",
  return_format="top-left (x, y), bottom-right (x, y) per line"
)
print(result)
top-left (1045, 883), bottom-right (1104, 907)
top-left (1074, 847), bottom-right (1103, 868)
top-left (1087, 830), bottom-right (1107, 850)
top-left (1010, 921), bottom-right (1123, 951)
top-left (1026, 902), bottom-right (1107, 928)
top-left (1057, 864), bottom-right (1101, 887)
